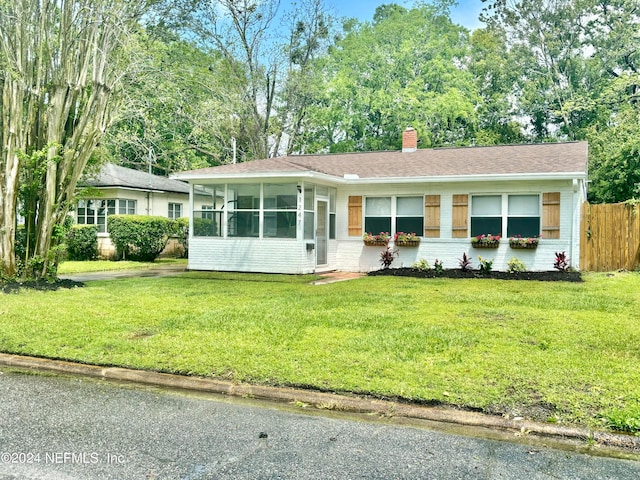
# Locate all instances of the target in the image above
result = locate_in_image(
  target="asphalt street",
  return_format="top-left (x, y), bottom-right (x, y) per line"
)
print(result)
top-left (0, 369), bottom-right (638, 480)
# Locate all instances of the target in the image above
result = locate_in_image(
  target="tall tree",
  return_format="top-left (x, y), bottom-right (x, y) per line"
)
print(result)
top-left (296, 2), bottom-right (479, 153)
top-left (0, 0), bottom-right (146, 278)
top-left (104, 33), bottom-right (243, 173)
top-left (186, 0), bottom-right (282, 161)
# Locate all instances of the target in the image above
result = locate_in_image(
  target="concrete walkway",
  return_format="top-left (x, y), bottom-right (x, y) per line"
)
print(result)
top-left (58, 264), bottom-right (187, 282)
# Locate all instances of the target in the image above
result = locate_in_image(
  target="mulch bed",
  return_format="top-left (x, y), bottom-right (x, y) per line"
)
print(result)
top-left (1, 279), bottom-right (85, 294)
top-left (368, 267), bottom-right (582, 282)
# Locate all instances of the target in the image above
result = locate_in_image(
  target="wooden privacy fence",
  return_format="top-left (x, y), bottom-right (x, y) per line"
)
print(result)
top-left (580, 202), bottom-right (640, 271)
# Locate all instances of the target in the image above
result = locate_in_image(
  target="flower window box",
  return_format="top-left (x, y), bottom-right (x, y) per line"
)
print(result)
top-left (394, 232), bottom-right (420, 247)
top-left (509, 236), bottom-right (540, 249)
top-left (471, 234), bottom-right (501, 248)
top-left (363, 232), bottom-right (390, 246)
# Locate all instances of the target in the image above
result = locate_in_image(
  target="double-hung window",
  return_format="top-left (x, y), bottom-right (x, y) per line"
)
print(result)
top-left (364, 196), bottom-right (424, 236)
top-left (470, 194), bottom-right (541, 238)
top-left (471, 195), bottom-right (502, 237)
top-left (507, 195), bottom-right (540, 237)
top-left (396, 197), bottom-right (424, 234)
top-left (364, 197), bottom-right (392, 234)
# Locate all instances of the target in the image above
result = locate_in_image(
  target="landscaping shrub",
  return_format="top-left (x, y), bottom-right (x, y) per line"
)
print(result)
top-left (379, 246), bottom-right (398, 269)
top-left (554, 251), bottom-right (570, 272)
top-left (458, 252), bottom-right (472, 271)
top-left (108, 215), bottom-right (177, 262)
top-left (507, 257), bottom-right (527, 273)
top-left (478, 256), bottom-right (493, 273)
top-left (65, 225), bottom-right (98, 261)
top-left (412, 258), bottom-right (431, 271)
top-left (175, 217), bottom-right (189, 258)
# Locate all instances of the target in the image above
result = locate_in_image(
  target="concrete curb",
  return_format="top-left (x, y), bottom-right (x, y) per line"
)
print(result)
top-left (1, 353), bottom-right (639, 454)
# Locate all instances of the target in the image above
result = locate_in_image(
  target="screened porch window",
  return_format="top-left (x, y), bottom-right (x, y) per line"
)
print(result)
top-left (193, 185), bottom-right (224, 237)
top-left (228, 184), bottom-right (260, 237)
top-left (263, 183), bottom-right (297, 238)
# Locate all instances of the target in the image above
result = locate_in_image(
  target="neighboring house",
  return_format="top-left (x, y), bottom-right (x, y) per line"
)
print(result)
top-left (172, 129), bottom-right (588, 273)
top-left (76, 163), bottom-right (190, 258)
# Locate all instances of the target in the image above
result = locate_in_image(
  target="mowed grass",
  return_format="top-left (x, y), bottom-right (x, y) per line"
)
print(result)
top-left (1, 271), bottom-right (639, 432)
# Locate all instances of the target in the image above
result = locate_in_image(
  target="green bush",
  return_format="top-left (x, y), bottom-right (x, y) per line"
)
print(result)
top-left (108, 215), bottom-right (177, 262)
top-left (507, 257), bottom-right (527, 273)
top-left (65, 225), bottom-right (98, 261)
top-left (175, 217), bottom-right (189, 257)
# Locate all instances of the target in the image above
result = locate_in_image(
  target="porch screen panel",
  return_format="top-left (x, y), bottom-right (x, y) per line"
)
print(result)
top-left (425, 195), bottom-right (441, 238)
top-left (542, 192), bottom-right (561, 239)
top-left (264, 183), bottom-right (297, 238)
top-left (193, 184), bottom-right (224, 237)
top-left (348, 196), bottom-right (363, 236)
top-left (228, 184), bottom-right (259, 237)
top-left (451, 194), bottom-right (468, 238)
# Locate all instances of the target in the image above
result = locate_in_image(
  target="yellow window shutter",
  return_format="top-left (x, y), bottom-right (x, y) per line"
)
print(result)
top-left (452, 194), bottom-right (469, 238)
top-left (348, 196), bottom-right (363, 236)
top-left (424, 195), bottom-right (441, 238)
top-left (542, 192), bottom-right (561, 239)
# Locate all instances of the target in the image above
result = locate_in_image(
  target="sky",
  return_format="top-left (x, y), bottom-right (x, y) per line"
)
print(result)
top-left (326, 0), bottom-right (485, 30)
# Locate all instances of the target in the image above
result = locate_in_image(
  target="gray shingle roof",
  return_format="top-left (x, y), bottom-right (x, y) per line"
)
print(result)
top-left (173, 142), bottom-right (588, 181)
top-left (84, 163), bottom-right (190, 194)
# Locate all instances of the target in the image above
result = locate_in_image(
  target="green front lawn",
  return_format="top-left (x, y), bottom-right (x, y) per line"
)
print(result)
top-left (1, 271), bottom-right (639, 433)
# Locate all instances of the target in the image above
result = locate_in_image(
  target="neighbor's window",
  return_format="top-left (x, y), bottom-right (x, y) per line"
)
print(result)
top-left (263, 183), bottom-right (297, 238)
top-left (168, 203), bottom-right (182, 220)
top-left (77, 198), bottom-right (135, 233)
top-left (471, 195), bottom-right (502, 237)
top-left (507, 194), bottom-right (540, 237)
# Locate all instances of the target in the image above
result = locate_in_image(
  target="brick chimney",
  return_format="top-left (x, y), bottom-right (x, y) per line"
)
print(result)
top-left (402, 127), bottom-right (417, 153)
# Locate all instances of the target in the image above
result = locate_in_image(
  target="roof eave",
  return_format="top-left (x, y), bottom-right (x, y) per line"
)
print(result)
top-left (340, 172), bottom-right (589, 184)
top-left (173, 171), bottom-right (588, 184)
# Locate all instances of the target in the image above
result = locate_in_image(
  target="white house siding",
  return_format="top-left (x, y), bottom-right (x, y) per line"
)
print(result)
top-left (188, 238), bottom-right (317, 274)
top-left (334, 179), bottom-right (584, 272)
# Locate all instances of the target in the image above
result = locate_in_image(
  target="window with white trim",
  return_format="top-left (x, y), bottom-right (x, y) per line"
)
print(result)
top-left (470, 194), bottom-right (541, 238)
top-left (507, 195), bottom-right (540, 237)
top-left (168, 203), bottom-right (182, 220)
top-left (364, 196), bottom-right (424, 236)
top-left (76, 199), bottom-right (136, 233)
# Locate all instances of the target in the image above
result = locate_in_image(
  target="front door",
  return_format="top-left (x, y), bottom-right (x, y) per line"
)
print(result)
top-left (316, 200), bottom-right (328, 266)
